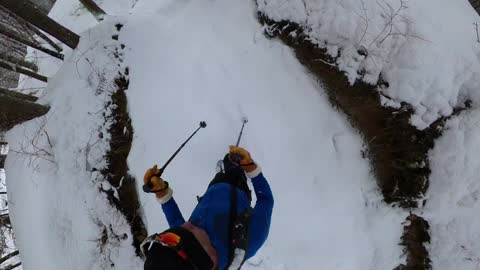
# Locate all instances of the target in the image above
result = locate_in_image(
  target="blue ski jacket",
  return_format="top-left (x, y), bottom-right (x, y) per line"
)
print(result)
top-left (160, 172), bottom-right (274, 269)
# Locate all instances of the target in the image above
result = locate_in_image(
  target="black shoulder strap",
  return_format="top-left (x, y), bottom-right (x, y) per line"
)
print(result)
top-left (226, 177), bottom-right (239, 268)
top-left (225, 171), bottom-right (252, 270)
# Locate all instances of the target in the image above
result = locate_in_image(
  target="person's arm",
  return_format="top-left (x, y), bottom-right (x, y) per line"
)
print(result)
top-left (157, 189), bottom-right (186, 228)
top-left (144, 165), bottom-right (185, 228)
top-left (246, 170), bottom-right (274, 257)
top-left (227, 146), bottom-right (274, 257)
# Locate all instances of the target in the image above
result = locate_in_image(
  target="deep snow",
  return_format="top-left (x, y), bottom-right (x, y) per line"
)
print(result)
top-left (123, 1), bottom-right (406, 269)
top-left (5, 15), bottom-right (142, 270)
top-left (4, 0), bottom-right (480, 269)
top-left (4, 0), bottom-right (409, 269)
top-left (424, 108), bottom-right (480, 270)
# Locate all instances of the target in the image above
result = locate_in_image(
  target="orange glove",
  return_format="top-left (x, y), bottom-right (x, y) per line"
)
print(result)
top-left (144, 165), bottom-right (169, 197)
top-left (229, 146), bottom-right (258, 175)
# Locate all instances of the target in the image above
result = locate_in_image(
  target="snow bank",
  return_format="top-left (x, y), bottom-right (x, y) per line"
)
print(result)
top-left (426, 108), bottom-right (480, 269)
top-left (258, 0), bottom-right (480, 129)
top-left (121, 0), bottom-right (407, 269)
top-left (5, 18), bottom-right (142, 270)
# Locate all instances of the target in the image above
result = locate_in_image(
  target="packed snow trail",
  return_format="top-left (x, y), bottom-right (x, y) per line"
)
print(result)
top-left (123, 0), bottom-right (406, 269)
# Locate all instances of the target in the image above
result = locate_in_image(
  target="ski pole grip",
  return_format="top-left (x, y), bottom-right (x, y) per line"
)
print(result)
top-left (230, 153), bottom-right (243, 164)
top-left (143, 182), bottom-right (153, 193)
top-left (142, 181), bottom-right (170, 193)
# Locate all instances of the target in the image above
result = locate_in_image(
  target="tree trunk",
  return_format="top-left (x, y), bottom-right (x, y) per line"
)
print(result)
top-left (0, 60), bottom-right (48, 83)
top-left (0, 250), bottom-right (19, 265)
top-left (0, 0), bottom-right (80, 49)
top-left (0, 54), bottom-right (38, 72)
top-left (0, 23), bottom-right (64, 60)
top-left (79, 0), bottom-right (106, 21)
top-left (0, 92), bottom-right (49, 131)
top-left (3, 262), bottom-right (21, 270)
top-left (0, 155), bottom-right (5, 169)
top-left (28, 24), bottom-right (63, 53)
top-left (0, 88), bottom-right (37, 102)
top-left (0, 4), bottom-right (63, 53)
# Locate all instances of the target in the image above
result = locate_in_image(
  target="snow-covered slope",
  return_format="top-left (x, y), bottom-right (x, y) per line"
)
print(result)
top-left (7, 0), bottom-right (480, 269)
top-left (258, 0), bottom-right (480, 129)
top-left (4, 0), bottom-right (410, 269)
top-left (425, 108), bottom-right (480, 270)
top-left (5, 18), bottom-right (142, 270)
top-left (123, 1), bottom-right (405, 269)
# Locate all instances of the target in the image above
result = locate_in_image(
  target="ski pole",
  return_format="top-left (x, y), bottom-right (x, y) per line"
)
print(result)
top-left (143, 121), bottom-right (207, 193)
top-left (231, 118), bottom-right (248, 163)
top-left (235, 117), bottom-right (248, 147)
top-left (160, 121), bottom-right (207, 174)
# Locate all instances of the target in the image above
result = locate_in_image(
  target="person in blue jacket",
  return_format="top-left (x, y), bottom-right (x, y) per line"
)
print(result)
top-left (141, 146), bottom-right (274, 270)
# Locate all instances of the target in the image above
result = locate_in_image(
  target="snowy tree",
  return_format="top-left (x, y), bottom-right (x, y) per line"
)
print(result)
top-left (0, 0), bottom-right (80, 49)
top-left (0, 4), bottom-right (58, 85)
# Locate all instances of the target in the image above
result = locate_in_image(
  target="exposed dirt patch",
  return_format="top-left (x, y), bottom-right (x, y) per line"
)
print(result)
top-left (96, 23), bottom-right (147, 256)
top-left (257, 14), bottom-right (446, 208)
top-left (255, 12), bottom-right (440, 269)
top-left (394, 214), bottom-right (432, 270)
top-left (100, 75), bottom-right (147, 256)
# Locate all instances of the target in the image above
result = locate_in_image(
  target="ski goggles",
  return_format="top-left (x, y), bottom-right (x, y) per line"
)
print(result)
top-left (141, 232), bottom-right (189, 260)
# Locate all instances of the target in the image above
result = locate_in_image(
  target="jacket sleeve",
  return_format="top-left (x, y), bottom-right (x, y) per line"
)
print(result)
top-left (160, 197), bottom-right (186, 228)
top-left (247, 173), bottom-right (274, 258)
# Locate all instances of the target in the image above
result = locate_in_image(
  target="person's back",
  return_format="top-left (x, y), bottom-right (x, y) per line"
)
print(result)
top-left (142, 146), bottom-right (274, 270)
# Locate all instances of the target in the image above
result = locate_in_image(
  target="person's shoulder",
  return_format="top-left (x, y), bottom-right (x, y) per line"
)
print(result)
top-left (207, 183), bottom-right (232, 193)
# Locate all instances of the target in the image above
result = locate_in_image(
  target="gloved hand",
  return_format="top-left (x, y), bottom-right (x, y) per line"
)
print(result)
top-left (229, 146), bottom-right (261, 178)
top-left (144, 165), bottom-right (169, 197)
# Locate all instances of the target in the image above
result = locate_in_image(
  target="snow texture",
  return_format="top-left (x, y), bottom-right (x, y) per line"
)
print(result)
top-left (123, 0), bottom-right (406, 269)
top-left (5, 13), bottom-right (142, 270)
top-left (258, 0), bottom-right (480, 129)
top-left (4, 0), bottom-right (480, 269)
top-left (425, 108), bottom-right (480, 269)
